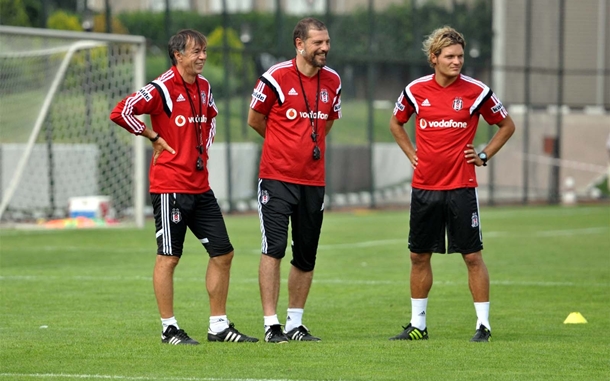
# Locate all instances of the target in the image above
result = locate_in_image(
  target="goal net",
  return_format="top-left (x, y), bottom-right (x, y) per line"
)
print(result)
top-left (0, 26), bottom-right (146, 228)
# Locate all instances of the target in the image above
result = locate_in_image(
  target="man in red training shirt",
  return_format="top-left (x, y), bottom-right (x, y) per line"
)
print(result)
top-left (389, 26), bottom-right (515, 342)
top-left (248, 18), bottom-right (342, 343)
top-left (110, 29), bottom-right (257, 345)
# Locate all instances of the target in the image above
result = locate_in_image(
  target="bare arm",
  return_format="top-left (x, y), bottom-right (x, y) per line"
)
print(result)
top-left (389, 115), bottom-right (418, 169)
top-left (248, 108), bottom-right (267, 138)
top-left (465, 115), bottom-right (516, 166)
top-left (325, 120), bottom-right (335, 136)
top-left (110, 96), bottom-right (174, 165)
top-left (141, 127), bottom-right (175, 165)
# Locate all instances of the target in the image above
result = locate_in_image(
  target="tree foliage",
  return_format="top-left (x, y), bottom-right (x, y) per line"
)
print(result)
top-left (206, 26), bottom-right (244, 69)
top-left (0, 0), bottom-right (31, 26)
top-left (118, 1), bottom-right (492, 67)
top-left (46, 9), bottom-right (81, 31)
top-left (92, 13), bottom-right (129, 34)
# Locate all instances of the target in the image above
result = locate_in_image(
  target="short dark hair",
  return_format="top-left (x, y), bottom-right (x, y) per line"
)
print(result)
top-left (292, 17), bottom-right (327, 48)
top-left (168, 29), bottom-right (207, 66)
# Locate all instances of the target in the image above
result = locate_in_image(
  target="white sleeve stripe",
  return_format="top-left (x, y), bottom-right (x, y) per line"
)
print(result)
top-left (206, 88), bottom-right (218, 149)
top-left (206, 117), bottom-right (216, 151)
top-left (322, 66), bottom-right (340, 77)
top-left (250, 81), bottom-right (266, 109)
top-left (405, 87), bottom-right (419, 114)
top-left (461, 74), bottom-right (498, 116)
top-left (152, 79), bottom-right (173, 113)
top-left (261, 72), bottom-right (285, 104)
top-left (122, 84), bottom-right (155, 132)
top-left (122, 90), bottom-right (147, 134)
top-left (470, 85), bottom-right (491, 115)
top-left (491, 94), bottom-right (508, 118)
top-left (266, 60), bottom-right (293, 74)
top-left (460, 74), bottom-right (486, 89)
top-left (321, 66), bottom-right (342, 95)
top-left (158, 68), bottom-right (175, 81)
top-left (393, 92), bottom-right (405, 115)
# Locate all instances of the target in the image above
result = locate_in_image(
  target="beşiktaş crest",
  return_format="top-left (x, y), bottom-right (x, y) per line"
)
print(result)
top-left (260, 190), bottom-right (270, 205)
top-left (452, 97), bottom-right (463, 111)
top-left (471, 212), bottom-right (479, 228)
top-left (320, 89), bottom-right (329, 103)
top-left (171, 208), bottom-right (182, 224)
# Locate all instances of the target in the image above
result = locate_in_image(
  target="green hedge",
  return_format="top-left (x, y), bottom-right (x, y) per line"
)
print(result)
top-left (118, 0), bottom-right (492, 66)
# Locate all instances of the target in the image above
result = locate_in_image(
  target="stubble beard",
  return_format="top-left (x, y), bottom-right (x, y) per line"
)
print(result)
top-left (307, 52), bottom-right (327, 68)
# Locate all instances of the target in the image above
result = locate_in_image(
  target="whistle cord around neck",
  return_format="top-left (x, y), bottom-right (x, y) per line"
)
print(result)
top-left (182, 78), bottom-right (203, 154)
top-left (295, 64), bottom-right (321, 144)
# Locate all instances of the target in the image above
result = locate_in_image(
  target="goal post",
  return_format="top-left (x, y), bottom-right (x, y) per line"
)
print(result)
top-left (0, 26), bottom-right (146, 228)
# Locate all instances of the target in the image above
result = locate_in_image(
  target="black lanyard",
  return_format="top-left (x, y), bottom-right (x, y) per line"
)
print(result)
top-left (182, 78), bottom-right (203, 154)
top-left (182, 77), bottom-right (205, 170)
top-left (295, 62), bottom-right (321, 145)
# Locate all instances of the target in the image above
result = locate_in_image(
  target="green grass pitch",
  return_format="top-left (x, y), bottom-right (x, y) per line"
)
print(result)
top-left (1, 204), bottom-right (609, 381)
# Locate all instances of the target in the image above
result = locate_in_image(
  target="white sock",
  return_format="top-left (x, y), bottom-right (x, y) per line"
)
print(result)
top-left (264, 314), bottom-right (281, 330)
top-left (161, 316), bottom-right (178, 332)
top-left (285, 308), bottom-right (304, 332)
top-left (410, 298), bottom-right (428, 330)
top-left (474, 302), bottom-right (491, 331)
top-left (209, 315), bottom-right (229, 333)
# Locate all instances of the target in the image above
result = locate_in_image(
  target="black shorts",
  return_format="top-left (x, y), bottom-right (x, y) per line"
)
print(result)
top-left (151, 191), bottom-right (233, 257)
top-left (257, 179), bottom-right (325, 272)
top-left (408, 187), bottom-right (483, 254)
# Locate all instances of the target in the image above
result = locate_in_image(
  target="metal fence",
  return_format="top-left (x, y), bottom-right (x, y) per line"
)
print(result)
top-left (490, 0), bottom-right (610, 206)
top-left (80, 0), bottom-right (610, 211)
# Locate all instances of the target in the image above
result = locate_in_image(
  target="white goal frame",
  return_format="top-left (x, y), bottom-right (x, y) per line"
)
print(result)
top-left (0, 26), bottom-right (146, 228)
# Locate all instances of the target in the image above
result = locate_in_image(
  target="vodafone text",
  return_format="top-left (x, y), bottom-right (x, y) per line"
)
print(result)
top-left (419, 118), bottom-right (467, 129)
top-left (175, 115), bottom-right (208, 127)
top-left (286, 108), bottom-right (329, 121)
top-left (300, 111), bottom-right (329, 120)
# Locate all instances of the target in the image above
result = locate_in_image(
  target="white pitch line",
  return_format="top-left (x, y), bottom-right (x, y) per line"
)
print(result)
top-left (259, 226), bottom-right (608, 253)
top-left (0, 374), bottom-right (321, 381)
top-left (0, 275), bottom-right (606, 288)
top-left (4, 224), bottom-right (604, 254)
top-left (317, 238), bottom-right (408, 250)
top-left (534, 227), bottom-right (608, 237)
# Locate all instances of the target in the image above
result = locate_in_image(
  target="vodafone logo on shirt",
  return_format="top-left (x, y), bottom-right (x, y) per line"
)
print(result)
top-left (286, 108), bottom-right (329, 121)
top-left (419, 118), bottom-right (467, 129)
top-left (175, 115), bottom-right (187, 126)
top-left (175, 115), bottom-right (208, 127)
top-left (286, 108), bottom-right (298, 120)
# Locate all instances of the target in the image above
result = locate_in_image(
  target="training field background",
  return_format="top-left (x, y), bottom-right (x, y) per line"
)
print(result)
top-left (1, 204), bottom-right (609, 381)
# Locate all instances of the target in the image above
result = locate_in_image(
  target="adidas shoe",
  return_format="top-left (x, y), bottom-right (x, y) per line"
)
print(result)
top-left (389, 323), bottom-right (428, 341)
top-left (207, 323), bottom-right (259, 342)
top-left (470, 325), bottom-right (491, 342)
top-left (161, 325), bottom-right (199, 345)
top-left (264, 324), bottom-right (289, 343)
top-left (285, 325), bottom-right (321, 341)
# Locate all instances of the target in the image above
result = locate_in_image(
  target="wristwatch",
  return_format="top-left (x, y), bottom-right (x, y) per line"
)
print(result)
top-left (478, 152), bottom-right (488, 167)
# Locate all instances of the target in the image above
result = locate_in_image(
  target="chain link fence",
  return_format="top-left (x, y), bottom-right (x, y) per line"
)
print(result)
top-left (45, 0), bottom-right (610, 211)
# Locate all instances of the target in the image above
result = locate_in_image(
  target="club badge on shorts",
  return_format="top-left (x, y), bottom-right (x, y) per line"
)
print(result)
top-left (171, 208), bottom-right (182, 224)
top-left (471, 212), bottom-right (479, 228)
top-left (260, 190), bottom-right (270, 205)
